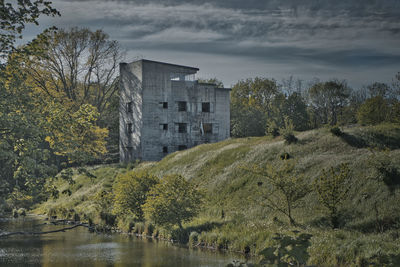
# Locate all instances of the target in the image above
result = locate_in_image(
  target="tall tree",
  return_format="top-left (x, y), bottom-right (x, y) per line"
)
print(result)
top-left (231, 77), bottom-right (278, 137)
top-left (22, 27), bottom-right (124, 115)
top-left (308, 80), bottom-right (351, 126)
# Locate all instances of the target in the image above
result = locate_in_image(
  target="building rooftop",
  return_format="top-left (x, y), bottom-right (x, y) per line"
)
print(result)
top-left (129, 59), bottom-right (200, 71)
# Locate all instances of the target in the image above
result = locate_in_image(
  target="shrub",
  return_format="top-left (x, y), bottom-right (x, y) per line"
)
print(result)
top-left (143, 222), bottom-right (154, 236)
top-left (134, 222), bottom-right (145, 235)
top-left (189, 231), bottom-right (199, 248)
top-left (283, 133), bottom-right (298, 144)
top-left (113, 170), bottom-right (159, 220)
top-left (142, 174), bottom-right (203, 229)
top-left (330, 126), bottom-right (343, 136)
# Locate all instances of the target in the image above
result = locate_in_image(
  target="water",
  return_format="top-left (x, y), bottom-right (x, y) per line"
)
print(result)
top-left (0, 216), bottom-right (247, 267)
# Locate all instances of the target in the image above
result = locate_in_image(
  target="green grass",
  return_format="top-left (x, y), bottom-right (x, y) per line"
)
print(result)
top-left (34, 123), bottom-right (400, 266)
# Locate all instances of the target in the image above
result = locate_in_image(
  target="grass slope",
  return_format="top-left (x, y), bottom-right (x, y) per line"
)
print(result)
top-left (35, 124), bottom-right (400, 266)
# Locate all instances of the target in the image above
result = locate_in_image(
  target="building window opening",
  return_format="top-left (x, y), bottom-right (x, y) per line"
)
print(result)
top-left (159, 102), bottom-right (168, 109)
top-left (163, 146), bottom-right (168, 153)
top-left (178, 145), bottom-right (187, 151)
top-left (202, 102), bottom-right (210, 112)
top-left (178, 101), bottom-right (187, 111)
top-left (178, 123), bottom-right (187, 133)
top-left (127, 123), bottom-right (133, 133)
top-left (203, 123), bottom-right (212, 134)
top-left (127, 101), bottom-right (133, 112)
top-left (163, 124), bottom-right (168, 130)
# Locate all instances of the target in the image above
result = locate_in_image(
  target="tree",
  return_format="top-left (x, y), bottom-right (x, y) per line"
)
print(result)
top-left (113, 170), bottom-right (159, 221)
top-left (356, 96), bottom-right (389, 125)
top-left (231, 77), bottom-right (278, 137)
top-left (142, 174), bottom-right (203, 228)
top-left (308, 80), bottom-right (351, 126)
top-left (0, 0), bottom-right (59, 60)
top-left (244, 160), bottom-right (310, 225)
top-left (313, 163), bottom-right (351, 228)
top-left (22, 27), bottom-right (124, 116)
top-left (43, 102), bottom-right (109, 164)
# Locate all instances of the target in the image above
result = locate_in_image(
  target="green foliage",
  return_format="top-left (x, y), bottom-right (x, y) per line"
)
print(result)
top-left (0, 0), bottom-right (59, 59)
top-left (259, 232), bottom-right (312, 266)
top-left (142, 174), bottom-right (203, 228)
top-left (244, 160), bottom-right (309, 225)
top-left (357, 96), bottom-right (389, 125)
top-left (113, 170), bottom-right (159, 220)
top-left (43, 102), bottom-right (109, 164)
top-left (230, 77), bottom-right (278, 137)
top-left (313, 163), bottom-right (351, 228)
top-left (330, 126), bottom-right (343, 136)
top-left (308, 80), bottom-right (351, 126)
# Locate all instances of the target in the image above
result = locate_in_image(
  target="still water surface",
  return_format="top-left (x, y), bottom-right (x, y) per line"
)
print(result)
top-left (0, 216), bottom-right (247, 267)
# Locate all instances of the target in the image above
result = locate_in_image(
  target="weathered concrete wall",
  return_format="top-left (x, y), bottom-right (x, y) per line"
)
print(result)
top-left (120, 59), bottom-right (230, 162)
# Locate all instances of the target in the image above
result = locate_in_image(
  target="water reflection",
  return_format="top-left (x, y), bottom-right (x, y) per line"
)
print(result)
top-left (0, 216), bottom-right (247, 267)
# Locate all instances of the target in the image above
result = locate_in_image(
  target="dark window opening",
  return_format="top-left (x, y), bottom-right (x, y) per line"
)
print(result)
top-left (127, 102), bottom-right (133, 112)
top-left (202, 102), bottom-right (210, 112)
top-left (203, 123), bottom-right (212, 134)
top-left (178, 145), bottom-right (187, 151)
top-left (160, 102), bottom-right (168, 109)
top-left (178, 123), bottom-right (187, 133)
top-left (163, 124), bottom-right (168, 130)
top-left (178, 101), bottom-right (187, 111)
top-left (163, 146), bottom-right (168, 153)
top-left (127, 123), bottom-right (133, 133)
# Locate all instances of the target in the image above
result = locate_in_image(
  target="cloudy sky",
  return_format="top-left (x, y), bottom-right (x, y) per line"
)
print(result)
top-left (23, 0), bottom-right (400, 88)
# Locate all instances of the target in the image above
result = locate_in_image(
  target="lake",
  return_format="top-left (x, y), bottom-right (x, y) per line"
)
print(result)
top-left (0, 216), bottom-right (249, 267)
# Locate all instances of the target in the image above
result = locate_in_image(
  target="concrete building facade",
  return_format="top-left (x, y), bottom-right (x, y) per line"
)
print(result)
top-left (119, 59), bottom-right (230, 162)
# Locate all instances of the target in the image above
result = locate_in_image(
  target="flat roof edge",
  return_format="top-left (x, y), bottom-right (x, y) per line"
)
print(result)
top-left (129, 59), bottom-right (199, 71)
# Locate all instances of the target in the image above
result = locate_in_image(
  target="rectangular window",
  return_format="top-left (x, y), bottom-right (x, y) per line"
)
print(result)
top-left (163, 146), bottom-right (168, 153)
top-left (159, 102), bottom-right (168, 109)
top-left (202, 102), bottom-right (210, 112)
top-left (178, 123), bottom-right (187, 133)
top-left (127, 102), bottom-right (133, 113)
top-left (127, 123), bottom-right (133, 134)
top-left (178, 101), bottom-right (187, 111)
top-left (163, 123), bottom-right (168, 130)
top-left (178, 145), bottom-right (187, 151)
top-left (203, 123), bottom-right (212, 134)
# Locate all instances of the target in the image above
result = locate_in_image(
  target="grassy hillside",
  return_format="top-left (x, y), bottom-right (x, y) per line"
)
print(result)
top-left (34, 124), bottom-right (400, 266)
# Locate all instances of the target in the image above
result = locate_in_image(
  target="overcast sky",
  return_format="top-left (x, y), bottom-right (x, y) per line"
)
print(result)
top-left (23, 0), bottom-right (400, 88)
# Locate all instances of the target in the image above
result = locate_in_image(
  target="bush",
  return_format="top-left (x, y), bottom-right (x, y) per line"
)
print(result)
top-left (143, 222), bottom-right (154, 236)
top-left (330, 126), bottom-right (343, 136)
top-left (134, 222), bottom-right (145, 235)
top-left (113, 170), bottom-right (159, 220)
top-left (283, 133), bottom-right (298, 144)
top-left (189, 231), bottom-right (199, 248)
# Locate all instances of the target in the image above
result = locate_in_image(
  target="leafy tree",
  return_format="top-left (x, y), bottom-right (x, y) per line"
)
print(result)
top-left (356, 96), bottom-right (389, 125)
top-left (231, 77), bottom-right (278, 137)
top-left (43, 102), bottom-right (109, 164)
top-left (245, 160), bottom-right (309, 225)
top-left (113, 171), bottom-right (159, 221)
top-left (0, 0), bottom-right (59, 59)
top-left (313, 163), bottom-right (351, 228)
top-left (308, 80), bottom-right (351, 126)
top-left (142, 174), bottom-right (203, 229)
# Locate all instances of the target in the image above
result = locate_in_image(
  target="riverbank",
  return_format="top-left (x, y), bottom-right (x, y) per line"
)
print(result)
top-left (32, 124), bottom-right (400, 266)
top-left (1, 215), bottom-right (246, 266)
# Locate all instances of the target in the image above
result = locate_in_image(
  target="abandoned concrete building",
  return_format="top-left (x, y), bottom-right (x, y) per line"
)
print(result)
top-left (119, 59), bottom-right (231, 162)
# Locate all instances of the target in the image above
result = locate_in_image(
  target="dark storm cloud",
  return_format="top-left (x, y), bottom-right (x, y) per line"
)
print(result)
top-left (24, 0), bottom-right (400, 86)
